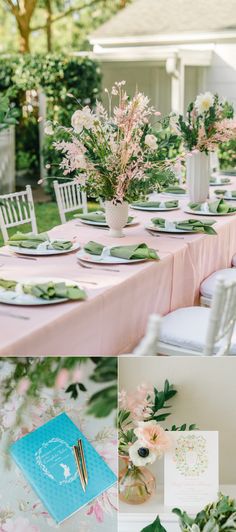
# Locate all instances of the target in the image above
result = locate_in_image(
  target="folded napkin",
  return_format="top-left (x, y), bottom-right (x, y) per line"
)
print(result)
top-left (210, 177), bottom-right (230, 184)
top-left (215, 189), bottom-right (236, 198)
top-left (84, 241), bottom-right (159, 260)
top-left (132, 200), bottom-right (178, 208)
top-left (189, 199), bottom-right (236, 214)
top-left (151, 217), bottom-right (217, 235)
top-left (7, 231), bottom-right (73, 251)
top-left (78, 212), bottom-right (134, 224)
top-left (164, 186), bottom-right (186, 194)
top-left (0, 279), bottom-right (86, 301)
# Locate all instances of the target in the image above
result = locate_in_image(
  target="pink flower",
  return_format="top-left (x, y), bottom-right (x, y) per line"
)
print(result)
top-left (134, 421), bottom-right (171, 456)
top-left (2, 517), bottom-right (40, 532)
top-left (17, 378), bottom-right (30, 395)
top-left (55, 368), bottom-right (69, 389)
top-left (72, 367), bottom-right (84, 381)
top-left (87, 500), bottom-right (104, 523)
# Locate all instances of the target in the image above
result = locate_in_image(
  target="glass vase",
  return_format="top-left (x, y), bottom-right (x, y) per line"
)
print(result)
top-left (119, 459), bottom-right (156, 505)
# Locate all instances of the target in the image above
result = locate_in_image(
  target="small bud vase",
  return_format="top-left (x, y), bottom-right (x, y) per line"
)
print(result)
top-left (186, 151), bottom-right (210, 203)
top-left (119, 459), bottom-right (156, 505)
top-left (104, 200), bottom-right (129, 238)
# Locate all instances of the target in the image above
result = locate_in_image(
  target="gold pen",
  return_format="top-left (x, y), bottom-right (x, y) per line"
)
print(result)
top-left (78, 439), bottom-right (88, 486)
top-left (73, 445), bottom-right (86, 492)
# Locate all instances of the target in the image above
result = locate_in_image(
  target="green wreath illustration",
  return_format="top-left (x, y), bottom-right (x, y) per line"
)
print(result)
top-left (174, 435), bottom-right (208, 477)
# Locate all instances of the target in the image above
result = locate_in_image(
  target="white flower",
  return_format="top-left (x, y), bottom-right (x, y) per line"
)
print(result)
top-left (128, 440), bottom-right (157, 467)
top-left (44, 121), bottom-right (54, 135)
top-left (71, 106), bottom-right (95, 133)
top-left (145, 134), bottom-right (157, 150)
top-left (195, 92), bottom-right (214, 114)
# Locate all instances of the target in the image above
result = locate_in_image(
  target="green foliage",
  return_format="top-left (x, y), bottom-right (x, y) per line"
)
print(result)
top-left (173, 493), bottom-right (236, 531)
top-left (219, 140), bottom-right (236, 171)
top-left (87, 357), bottom-right (117, 417)
top-left (0, 357), bottom-right (117, 421)
top-left (0, 54), bottom-right (101, 188)
top-left (0, 89), bottom-right (19, 131)
top-left (141, 516), bottom-right (167, 532)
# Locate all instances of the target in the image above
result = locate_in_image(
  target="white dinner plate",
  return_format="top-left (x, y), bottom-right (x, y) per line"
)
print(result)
top-left (77, 218), bottom-right (136, 227)
top-left (77, 249), bottom-right (146, 265)
top-left (146, 224), bottom-right (194, 234)
top-left (184, 207), bottom-right (236, 216)
top-left (7, 240), bottom-right (80, 256)
top-left (0, 277), bottom-right (83, 306)
top-left (131, 204), bottom-right (179, 212)
top-left (215, 194), bottom-right (236, 201)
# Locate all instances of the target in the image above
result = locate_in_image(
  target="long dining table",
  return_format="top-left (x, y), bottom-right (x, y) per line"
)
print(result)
top-left (1, 178), bottom-right (236, 356)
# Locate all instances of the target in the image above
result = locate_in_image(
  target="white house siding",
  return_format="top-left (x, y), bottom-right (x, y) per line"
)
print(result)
top-left (205, 44), bottom-right (236, 109)
top-left (100, 61), bottom-right (171, 115)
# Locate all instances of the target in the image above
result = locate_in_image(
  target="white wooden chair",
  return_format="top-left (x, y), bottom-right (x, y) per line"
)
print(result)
top-left (200, 267), bottom-right (236, 307)
top-left (132, 314), bottom-right (161, 356)
top-left (134, 278), bottom-right (236, 357)
top-left (53, 180), bottom-right (88, 224)
top-left (0, 185), bottom-right (37, 242)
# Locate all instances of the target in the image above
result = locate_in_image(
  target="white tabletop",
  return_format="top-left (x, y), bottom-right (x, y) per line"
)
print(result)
top-left (119, 485), bottom-right (236, 532)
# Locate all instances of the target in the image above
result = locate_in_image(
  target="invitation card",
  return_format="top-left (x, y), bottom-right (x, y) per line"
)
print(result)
top-left (164, 431), bottom-right (219, 509)
top-left (10, 413), bottom-right (117, 523)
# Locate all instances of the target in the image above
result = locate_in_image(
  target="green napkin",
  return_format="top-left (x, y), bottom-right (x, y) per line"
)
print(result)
top-left (0, 278), bottom-right (86, 301)
top-left (164, 186), bottom-right (186, 194)
top-left (77, 212), bottom-right (134, 224)
top-left (84, 241), bottom-right (159, 260)
top-left (151, 217), bottom-right (217, 235)
top-left (215, 189), bottom-right (236, 198)
top-left (132, 200), bottom-right (178, 208)
top-left (7, 231), bottom-right (73, 251)
top-left (210, 177), bottom-right (230, 184)
top-left (0, 279), bottom-right (17, 290)
top-left (189, 199), bottom-right (236, 214)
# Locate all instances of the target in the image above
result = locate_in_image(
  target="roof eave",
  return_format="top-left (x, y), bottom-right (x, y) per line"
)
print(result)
top-left (90, 30), bottom-right (236, 47)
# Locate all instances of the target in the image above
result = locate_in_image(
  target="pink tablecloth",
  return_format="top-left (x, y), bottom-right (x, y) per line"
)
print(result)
top-left (1, 179), bottom-right (236, 356)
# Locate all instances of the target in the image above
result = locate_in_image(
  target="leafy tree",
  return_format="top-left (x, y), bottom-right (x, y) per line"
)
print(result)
top-left (1, 0), bottom-right (131, 54)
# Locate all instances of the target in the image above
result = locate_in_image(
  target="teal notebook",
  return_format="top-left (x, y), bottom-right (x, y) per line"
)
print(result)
top-left (10, 413), bottom-right (117, 524)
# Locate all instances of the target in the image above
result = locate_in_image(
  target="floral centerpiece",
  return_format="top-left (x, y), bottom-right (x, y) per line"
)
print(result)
top-left (51, 81), bottom-right (172, 236)
top-left (118, 381), bottom-right (196, 505)
top-left (168, 92), bottom-right (236, 202)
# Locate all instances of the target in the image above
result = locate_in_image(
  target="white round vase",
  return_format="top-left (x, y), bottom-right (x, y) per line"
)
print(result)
top-left (186, 151), bottom-right (210, 203)
top-left (104, 200), bottom-right (129, 238)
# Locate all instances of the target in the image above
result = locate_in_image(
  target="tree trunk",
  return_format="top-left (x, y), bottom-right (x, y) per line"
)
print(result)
top-left (18, 27), bottom-right (31, 53)
top-left (45, 0), bottom-right (52, 52)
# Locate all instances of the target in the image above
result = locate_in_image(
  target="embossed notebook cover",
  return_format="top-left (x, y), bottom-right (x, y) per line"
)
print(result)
top-left (10, 412), bottom-right (117, 524)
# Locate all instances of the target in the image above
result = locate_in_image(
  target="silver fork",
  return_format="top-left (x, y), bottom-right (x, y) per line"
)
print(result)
top-left (147, 229), bottom-right (185, 240)
top-left (78, 261), bottom-right (120, 273)
top-left (0, 310), bottom-right (30, 320)
top-left (0, 253), bottom-right (37, 261)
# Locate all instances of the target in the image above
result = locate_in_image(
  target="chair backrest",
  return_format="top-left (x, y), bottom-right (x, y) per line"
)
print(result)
top-left (204, 277), bottom-right (236, 356)
top-left (53, 180), bottom-right (88, 224)
top-left (132, 314), bottom-right (161, 356)
top-left (0, 185), bottom-right (37, 242)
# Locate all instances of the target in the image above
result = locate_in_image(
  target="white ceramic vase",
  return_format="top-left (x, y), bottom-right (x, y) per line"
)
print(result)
top-left (104, 200), bottom-right (129, 237)
top-left (186, 151), bottom-right (210, 203)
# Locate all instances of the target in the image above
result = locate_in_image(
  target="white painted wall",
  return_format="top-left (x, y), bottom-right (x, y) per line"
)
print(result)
top-left (205, 44), bottom-right (236, 109)
top-left (101, 61), bottom-right (171, 115)
top-left (119, 357), bottom-right (236, 484)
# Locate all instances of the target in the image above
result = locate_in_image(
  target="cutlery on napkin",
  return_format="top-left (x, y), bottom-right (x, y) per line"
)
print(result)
top-left (151, 217), bottom-right (217, 235)
top-left (83, 241), bottom-right (159, 260)
top-left (188, 199), bottom-right (236, 214)
top-left (0, 279), bottom-right (87, 301)
top-left (132, 200), bottom-right (178, 208)
top-left (7, 231), bottom-right (73, 251)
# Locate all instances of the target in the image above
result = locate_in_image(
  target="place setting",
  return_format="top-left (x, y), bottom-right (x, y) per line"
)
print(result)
top-left (145, 217), bottom-right (217, 236)
top-left (0, 277), bottom-right (87, 306)
top-left (77, 240), bottom-right (160, 266)
top-left (214, 189), bottom-right (236, 201)
top-left (184, 199), bottom-right (236, 216)
top-left (210, 175), bottom-right (232, 186)
top-left (5, 231), bottom-right (80, 256)
top-left (75, 210), bottom-right (138, 229)
top-left (130, 199), bottom-right (180, 211)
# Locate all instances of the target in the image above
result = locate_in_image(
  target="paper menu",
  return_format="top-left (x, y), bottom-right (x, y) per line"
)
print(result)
top-left (164, 431), bottom-right (219, 510)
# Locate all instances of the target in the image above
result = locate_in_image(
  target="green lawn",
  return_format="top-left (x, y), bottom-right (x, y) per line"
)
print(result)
top-left (0, 200), bottom-right (98, 247)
